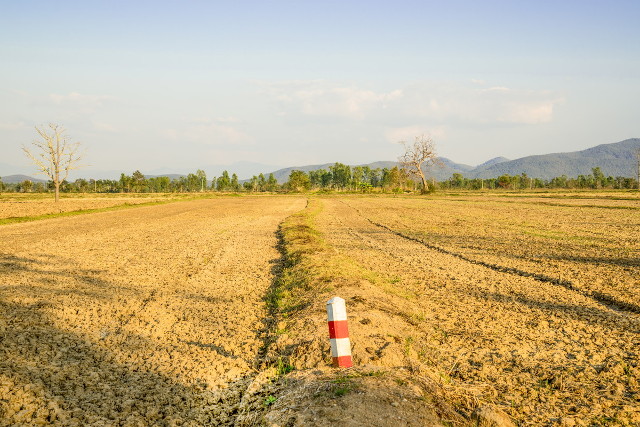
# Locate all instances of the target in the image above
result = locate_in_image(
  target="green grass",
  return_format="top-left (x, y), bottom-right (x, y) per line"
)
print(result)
top-left (266, 198), bottom-right (327, 315)
top-left (263, 395), bottom-right (277, 407)
top-left (330, 377), bottom-right (356, 397)
top-left (275, 357), bottom-right (295, 377)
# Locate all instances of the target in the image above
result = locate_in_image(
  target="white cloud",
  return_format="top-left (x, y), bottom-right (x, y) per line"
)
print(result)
top-left (162, 118), bottom-right (252, 146)
top-left (0, 121), bottom-right (26, 130)
top-left (91, 121), bottom-right (118, 133)
top-left (264, 80), bottom-right (403, 120)
top-left (49, 92), bottom-right (116, 107)
top-left (384, 126), bottom-right (447, 144)
top-left (264, 80), bottom-right (563, 127)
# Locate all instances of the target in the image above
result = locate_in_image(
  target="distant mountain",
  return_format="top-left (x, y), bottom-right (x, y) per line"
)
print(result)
top-left (469, 139), bottom-right (640, 179)
top-left (266, 158), bottom-right (476, 183)
top-left (263, 139), bottom-right (639, 182)
top-left (1, 174), bottom-right (47, 184)
top-left (476, 156), bottom-right (510, 169)
top-left (0, 163), bottom-right (33, 176)
top-left (3, 139), bottom-right (638, 184)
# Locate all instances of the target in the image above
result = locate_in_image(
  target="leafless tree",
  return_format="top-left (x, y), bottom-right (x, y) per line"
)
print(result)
top-left (399, 134), bottom-right (442, 193)
top-left (23, 124), bottom-right (84, 202)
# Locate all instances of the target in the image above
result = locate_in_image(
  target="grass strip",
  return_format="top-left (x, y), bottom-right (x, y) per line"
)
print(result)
top-left (267, 198), bottom-right (327, 316)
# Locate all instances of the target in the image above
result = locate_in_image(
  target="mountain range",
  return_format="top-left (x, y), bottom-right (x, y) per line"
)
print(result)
top-left (266, 138), bottom-right (639, 182)
top-left (2, 138), bottom-right (638, 184)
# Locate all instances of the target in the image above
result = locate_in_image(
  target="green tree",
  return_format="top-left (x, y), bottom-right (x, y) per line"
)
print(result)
top-left (21, 180), bottom-right (33, 193)
top-left (497, 174), bottom-right (511, 189)
top-left (382, 166), bottom-right (410, 192)
top-left (247, 175), bottom-right (259, 192)
top-left (119, 173), bottom-right (131, 193)
top-left (286, 170), bottom-right (311, 192)
top-left (330, 163), bottom-right (351, 189)
top-left (231, 173), bottom-right (240, 191)
top-left (74, 178), bottom-right (89, 192)
top-left (148, 176), bottom-right (170, 192)
top-left (351, 166), bottom-right (364, 190)
top-left (592, 167), bottom-right (605, 189)
top-left (266, 173), bottom-right (278, 191)
top-left (550, 175), bottom-right (568, 188)
top-left (309, 169), bottom-right (326, 188)
top-left (216, 171), bottom-right (231, 191)
top-left (450, 173), bottom-right (465, 188)
top-left (368, 168), bottom-right (382, 187)
top-left (131, 170), bottom-right (147, 192)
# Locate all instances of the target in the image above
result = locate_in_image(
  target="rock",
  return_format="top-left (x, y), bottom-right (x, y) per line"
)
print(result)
top-left (471, 405), bottom-right (515, 427)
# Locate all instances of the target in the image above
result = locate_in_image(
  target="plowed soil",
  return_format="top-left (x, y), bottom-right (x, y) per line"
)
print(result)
top-left (310, 196), bottom-right (640, 425)
top-left (2, 192), bottom-right (639, 426)
top-left (0, 194), bottom-right (183, 220)
top-left (0, 196), bottom-right (305, 425)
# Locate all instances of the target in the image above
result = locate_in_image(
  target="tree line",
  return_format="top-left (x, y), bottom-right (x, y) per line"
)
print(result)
top-left (11, 125), bottom-right (639, 196)
top-left (0, 169), bottom-right (280, 194)
top-left (443, 167), bottom-right (638, 190)
top-left (4, 164), bottom-right (636, 195)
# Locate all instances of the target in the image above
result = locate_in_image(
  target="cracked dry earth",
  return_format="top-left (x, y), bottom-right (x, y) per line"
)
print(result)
top-left (313, 197), bottom-right (639, 425)
top-left (0, 196), bottom-right (305, 426)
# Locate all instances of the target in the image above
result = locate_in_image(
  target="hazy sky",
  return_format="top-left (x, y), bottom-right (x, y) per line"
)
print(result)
top-left (1, 0), bottom-right (639, 178)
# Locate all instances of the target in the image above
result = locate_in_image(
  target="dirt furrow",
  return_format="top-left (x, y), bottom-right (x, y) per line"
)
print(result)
top-left (341, 199), bottom-right (640, 314)
top-left (315, 197), bottom-right (640, 425)
top-left (0, 196), bottom-right (306, 425)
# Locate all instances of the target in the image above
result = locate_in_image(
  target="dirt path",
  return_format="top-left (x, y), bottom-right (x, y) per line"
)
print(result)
top-left (314, 198), bottom-right (639, 425)
top-left (0, 196), bottom-right (305, 425)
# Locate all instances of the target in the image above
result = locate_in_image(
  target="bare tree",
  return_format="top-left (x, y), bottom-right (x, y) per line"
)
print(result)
top-left (23, 124), bottom-right (84, 202)
top-left (399, 134), bottom-right (442, 193)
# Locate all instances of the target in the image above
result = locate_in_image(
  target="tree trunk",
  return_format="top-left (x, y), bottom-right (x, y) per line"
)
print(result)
top-left (55, 182), bottom-right (60, 203)
top-left (419, 175), bottom-right (427, 193)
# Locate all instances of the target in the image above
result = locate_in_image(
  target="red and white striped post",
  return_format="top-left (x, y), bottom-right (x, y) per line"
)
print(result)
top-left (326, 296), bottom-right (352, 368)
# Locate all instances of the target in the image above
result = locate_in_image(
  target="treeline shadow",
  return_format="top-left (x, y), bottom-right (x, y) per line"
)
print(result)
top-left (0, 252), bottom-right (143, 300)
top-left (0, 294), bottom-right (252, 425)
top-left (0, 253), bottom-right (242, 425)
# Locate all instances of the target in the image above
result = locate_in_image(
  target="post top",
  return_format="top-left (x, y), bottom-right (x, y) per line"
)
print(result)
top-left (327, 296), bottom-right (345, 305)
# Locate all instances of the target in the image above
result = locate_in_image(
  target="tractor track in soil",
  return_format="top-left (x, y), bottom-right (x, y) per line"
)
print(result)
top-left (314, 197), bottom-right (639, 425)
top-left (339, 199), bottom-right (640, 315)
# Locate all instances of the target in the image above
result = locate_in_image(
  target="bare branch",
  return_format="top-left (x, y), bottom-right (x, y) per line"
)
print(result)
top-left (23, 123), bottom-right (85, 202)
top-left (398, 134), bottom-right (442, 193)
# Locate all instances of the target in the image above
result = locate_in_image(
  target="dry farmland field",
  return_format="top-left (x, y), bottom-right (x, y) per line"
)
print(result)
top-left (1, 191), bottom-right (639, 426)
top-left (0, 193), bottom-right (197, 222)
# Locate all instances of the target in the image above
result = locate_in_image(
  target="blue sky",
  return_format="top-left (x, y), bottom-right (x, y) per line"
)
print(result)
top-left (1, 0), bottom-right (639, 179)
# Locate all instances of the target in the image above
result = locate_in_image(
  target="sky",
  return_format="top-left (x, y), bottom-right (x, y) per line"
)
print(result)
top-left (1, 0), bottom-right (639, 179)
